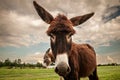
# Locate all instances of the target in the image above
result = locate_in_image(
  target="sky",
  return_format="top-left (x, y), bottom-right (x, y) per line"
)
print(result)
top-left (0, 0), bottom-right (120, 64)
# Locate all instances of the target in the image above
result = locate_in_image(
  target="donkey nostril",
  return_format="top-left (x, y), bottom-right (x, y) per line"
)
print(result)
top-left (67, 67), bottom-right (71, 73)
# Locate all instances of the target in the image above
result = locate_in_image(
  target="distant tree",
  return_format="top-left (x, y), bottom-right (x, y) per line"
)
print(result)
top-left (17, 59), bottom-right (21, 64)
top-left (13, 59), bottom-right (18, 68)
top-left (1, 58), bottom-right (50, 69)
top-left (111, 63), bottom-right (117, 66)
top-left (4, 58), bottom-right (12, 68)
top-left (26, 63), bottom-right (35, 68)
top-left (36, 62), bottom-right (43, 68)
top-left (27, 63), bottom-right (35, 69)
top-left (22, 62), bottom-right (26, 69)
top-left (17, 59), bottom-right (22, 68)
top-left (4, 58), bottom-right (11, 66)
top-left (97, 64), bottom-right (102, 66)
top-left (0, 61), bottom-right (3, 67)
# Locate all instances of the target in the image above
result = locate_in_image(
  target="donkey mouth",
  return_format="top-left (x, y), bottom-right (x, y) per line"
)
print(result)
top-left (58, 72), bottom-right (67, 77)
top-left (57, 71), bottom-right (69, 77)
top-left (55, 62), bottom-right (71, 77)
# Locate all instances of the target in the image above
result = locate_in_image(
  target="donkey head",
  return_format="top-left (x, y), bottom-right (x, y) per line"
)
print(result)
top-left (33, 1), bottom-right (94, 77)
top-left (43, 48), bottom-right (55, 67)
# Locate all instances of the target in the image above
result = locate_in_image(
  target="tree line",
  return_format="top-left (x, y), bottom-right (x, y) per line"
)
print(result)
top-left (98, 63), bottom-right (120, 66)
top-left (0, 58), bottom-right (44, 69)
top-left (0, 58), bottom-right (119, 69)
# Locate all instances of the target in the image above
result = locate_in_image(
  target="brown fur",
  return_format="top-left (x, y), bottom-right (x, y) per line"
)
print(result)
top-left (70, 13), bottom-right (94, 26)
top-left (47, 14), bottom-right (75, 36)
top-left (44, 48), bottom-right (55, 66)
top-left (67, 43), bottom-right (97, 79)
top-left (44, 43), bottom-right (99, 80)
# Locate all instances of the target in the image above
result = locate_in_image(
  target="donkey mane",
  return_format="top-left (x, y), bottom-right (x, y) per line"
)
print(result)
top-left (47, 14), bottom-right (75, 35)
top-left (55, 14), bottom-right (68, 21)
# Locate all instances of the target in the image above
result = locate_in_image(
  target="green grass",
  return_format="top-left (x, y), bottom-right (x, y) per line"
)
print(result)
top-left (0, 66), bottom-right (120, 80)
top-left (81, 66), bottom-right (120, 80)
top-left (97, 66), bottom-right (120, 80)
top-left (0, 68), bottom-right (58, 80)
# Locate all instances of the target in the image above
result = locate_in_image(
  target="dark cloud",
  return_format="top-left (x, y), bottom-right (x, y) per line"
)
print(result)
top-left (102, 5), bottom-right (120, 23)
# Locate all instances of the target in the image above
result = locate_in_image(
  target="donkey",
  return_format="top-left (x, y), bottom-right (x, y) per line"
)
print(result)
top-left (43, 48), bottom-right (55, 67)
top-left (33, 1), bottom-right (99, 80)
top-left (43, 48), bottom-right (63, 80)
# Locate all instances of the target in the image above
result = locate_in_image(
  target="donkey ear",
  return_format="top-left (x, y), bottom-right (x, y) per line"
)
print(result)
top-left (46, 48), bottom-right (51, 53)
top-left (33, 1), bottom-right (54, 24)
top-left (70, 12), bottom-right (94, 26)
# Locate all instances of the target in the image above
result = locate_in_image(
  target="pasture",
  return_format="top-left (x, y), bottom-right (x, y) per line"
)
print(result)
top-left (0, 66), bottom-right (120, 80)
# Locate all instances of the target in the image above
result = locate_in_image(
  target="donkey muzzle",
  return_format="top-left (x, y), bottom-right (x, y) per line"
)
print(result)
top-left (55, 62), bottom-right (71, 77)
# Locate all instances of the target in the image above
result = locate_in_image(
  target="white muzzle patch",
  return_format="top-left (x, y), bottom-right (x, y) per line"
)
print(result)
top-left (55, 53), bottom-right (69, 67)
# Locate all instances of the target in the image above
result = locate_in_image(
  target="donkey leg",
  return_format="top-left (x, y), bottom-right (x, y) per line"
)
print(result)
top-left (88, 68), bottom-right (99, 80)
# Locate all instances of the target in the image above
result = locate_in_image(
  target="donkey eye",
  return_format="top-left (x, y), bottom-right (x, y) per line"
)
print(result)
top-left (50, 33), bottom-right (54, 38)
top-left (68, 33), bottom-right (72, 38)
top-left (50, 33), bottom-right (56, 40)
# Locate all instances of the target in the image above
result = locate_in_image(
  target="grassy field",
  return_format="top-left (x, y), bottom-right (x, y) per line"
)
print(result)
top-left (0, 66), bottom-right (120, 80)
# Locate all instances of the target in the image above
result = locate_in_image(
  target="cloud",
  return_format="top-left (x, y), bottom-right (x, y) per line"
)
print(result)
top-left (0, 10), bottom-right (49, 47)
top-left (22, 51), bottom-right (120, 64)
top-left (0, 0), bottom-right (120, 48)
top-left (107, 56), bottom-right (113, 63)
top-left (96, 52), bottom-right (120, 64)
top-left (73, 16), bottom-right (120, 47)
top-left (0, 0), bottom-right (120, 65)
top-left (22, 52), bottom-right (44, 64)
